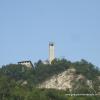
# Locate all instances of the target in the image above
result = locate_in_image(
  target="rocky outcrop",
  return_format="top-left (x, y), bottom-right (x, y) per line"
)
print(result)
top-left (38, 68), bottom-right (74, 90)
top-left (38, 68), bottom-right (99, 93)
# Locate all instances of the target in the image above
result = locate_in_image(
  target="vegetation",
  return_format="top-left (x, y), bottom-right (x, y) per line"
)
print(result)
top-left (0, 58), bottom-right (100, 100)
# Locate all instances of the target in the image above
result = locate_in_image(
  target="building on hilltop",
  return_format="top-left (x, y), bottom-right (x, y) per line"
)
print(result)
top-left (18, 61), bottom-right (33, 68)
top-left (18, 42), bottom-right (55, 66)
top-left (49, 42), bottom-right (55, 64)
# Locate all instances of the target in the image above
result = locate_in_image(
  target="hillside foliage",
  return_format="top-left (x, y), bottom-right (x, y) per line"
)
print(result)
top-left (0, 59), bottom-right (100, 100)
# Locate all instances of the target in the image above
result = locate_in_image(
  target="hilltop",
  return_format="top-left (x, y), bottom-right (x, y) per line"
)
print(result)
top-left (0, 58), bottom-right (100, 100)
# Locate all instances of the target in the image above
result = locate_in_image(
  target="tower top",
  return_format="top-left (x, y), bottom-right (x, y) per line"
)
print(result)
top-left (49, 42), bottom-right (54, 46)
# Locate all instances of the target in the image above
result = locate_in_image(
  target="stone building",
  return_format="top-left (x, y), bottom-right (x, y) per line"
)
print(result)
top-left (18, 61), bottom-right (33, 68)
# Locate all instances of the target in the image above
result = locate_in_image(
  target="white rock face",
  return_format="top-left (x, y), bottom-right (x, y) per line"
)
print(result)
top-left (38, 68), bottom-right (80, 90)
top-left (38, 68), bottom-right (99, 93)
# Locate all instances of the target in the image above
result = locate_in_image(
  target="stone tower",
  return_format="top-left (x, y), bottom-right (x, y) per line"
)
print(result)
top-left (49, 42), bottom-right (55, 64)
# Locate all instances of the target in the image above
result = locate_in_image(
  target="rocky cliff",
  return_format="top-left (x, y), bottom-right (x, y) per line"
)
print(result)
top-left (38, 68), bottom-right (99, 93)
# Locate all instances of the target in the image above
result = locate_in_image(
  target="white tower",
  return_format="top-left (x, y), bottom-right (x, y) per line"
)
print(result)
top-left (49, 42), bottom-right (55, 64)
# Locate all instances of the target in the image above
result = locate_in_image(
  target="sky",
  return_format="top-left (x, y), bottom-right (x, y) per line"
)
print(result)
top-left (0, 0), bottom-right (100, 67)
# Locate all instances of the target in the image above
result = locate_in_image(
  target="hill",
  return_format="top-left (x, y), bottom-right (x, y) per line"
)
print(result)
top-left (0, 58), bottom-right (100, 100)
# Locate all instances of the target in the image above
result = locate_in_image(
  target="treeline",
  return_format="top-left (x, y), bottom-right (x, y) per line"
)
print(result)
top-left (1, 59), bottom-right (100, 84)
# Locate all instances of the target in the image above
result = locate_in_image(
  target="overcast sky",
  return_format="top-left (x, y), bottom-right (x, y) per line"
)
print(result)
top-left (0, 0), bottom-right (100, 67)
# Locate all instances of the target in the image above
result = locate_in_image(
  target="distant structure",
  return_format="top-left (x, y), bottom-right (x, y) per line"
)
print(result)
top-left (18, 42), bottom-right (55, 66)
top-left (49, 42), bottom-right (55, 64)
top-left (43, 60), bottom-right (49, 64)
top-left (18, 61), bottom-right (33, 68)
